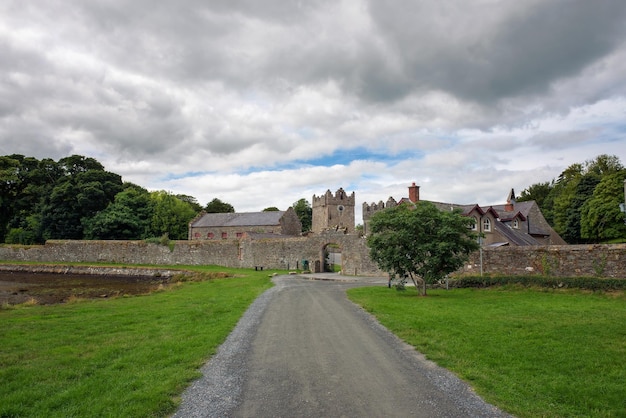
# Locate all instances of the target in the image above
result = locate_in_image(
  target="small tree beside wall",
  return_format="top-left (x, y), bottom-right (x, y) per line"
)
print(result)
top-left (367, 202), bottom-right (479, 295)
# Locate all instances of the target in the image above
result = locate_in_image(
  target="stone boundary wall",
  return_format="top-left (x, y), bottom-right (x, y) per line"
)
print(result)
top-left (0, 263), bottom-right (187, 278)
top-left (464, 244), bottom-right (626, 279)
top-left (1, 240), bottom-right (625, 279)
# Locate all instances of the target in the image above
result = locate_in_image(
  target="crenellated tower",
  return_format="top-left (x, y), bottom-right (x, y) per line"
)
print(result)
top-left (312, 188), bottom-right (355, 233)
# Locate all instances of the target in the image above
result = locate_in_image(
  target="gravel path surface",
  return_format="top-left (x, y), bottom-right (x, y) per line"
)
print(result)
top-left (173, 275), bottom-right (512, 417)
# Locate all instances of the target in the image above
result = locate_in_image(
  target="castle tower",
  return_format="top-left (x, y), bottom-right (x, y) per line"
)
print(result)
top-left (312, 188), bottom-right (355, 233)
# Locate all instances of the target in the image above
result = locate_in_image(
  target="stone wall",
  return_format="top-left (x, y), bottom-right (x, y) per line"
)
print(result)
top-left (463, 244), bottom-right (626, 279)
top-left (1, 240), bottom-right (625, 279)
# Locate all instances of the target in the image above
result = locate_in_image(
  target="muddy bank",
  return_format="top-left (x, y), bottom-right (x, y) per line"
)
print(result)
top-left (0, 265), bottom-right (191, 305)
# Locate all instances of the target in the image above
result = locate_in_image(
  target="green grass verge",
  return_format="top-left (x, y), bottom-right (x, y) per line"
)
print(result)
top-left (0, 265), bottom-right (274, 417)
top-left (347, 286), bottom-right (626, 418)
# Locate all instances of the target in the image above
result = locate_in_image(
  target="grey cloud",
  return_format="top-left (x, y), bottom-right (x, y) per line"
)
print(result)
top-left (367, 0), bottom-right (626, 104)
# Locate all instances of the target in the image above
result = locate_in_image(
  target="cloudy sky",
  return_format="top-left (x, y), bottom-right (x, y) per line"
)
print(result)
top-left (2, 0), bottom-right (626, 223)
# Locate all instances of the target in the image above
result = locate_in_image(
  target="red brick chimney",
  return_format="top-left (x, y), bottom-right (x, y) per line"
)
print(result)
top-left (504, 188), bottom-right (515, 212)
top-left (408, 182), bottom-right (420, 203)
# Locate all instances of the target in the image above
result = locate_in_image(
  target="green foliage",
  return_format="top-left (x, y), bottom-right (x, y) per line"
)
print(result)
top-left (0, 155), bottom-right (207, 242)
top-left (292, 198), bottom-right (312, 232)
top-left (150, 191), bottom-right (197, 240)
top-left (367, 202), bottom-right (479, 295)
top-left (452, 275), bottom-right (626, 291)
top-left (176, 194), bottom-right (203, 212)
top-left (204, 198), bottom-right (235, 213)
top-left (83, 185), bottom-right (155, 240)
top-left (517, 180), bottom-right (553, 208)
top-left (580, 171), bottom-right (626, 241)
top-left (40, 166), bottom-right (123, 240)
top-left (523, 154), bottom-right (626, 243)
top-left (263, 206), bottom-right (280, 211)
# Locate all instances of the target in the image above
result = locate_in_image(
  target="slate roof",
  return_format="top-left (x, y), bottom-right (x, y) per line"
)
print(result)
top-left (191, 211), bottom-right (285, 228)
top-left (493, 222), bottom-right (541, 246)
top-left (395, 196), bottom-right (554, 245)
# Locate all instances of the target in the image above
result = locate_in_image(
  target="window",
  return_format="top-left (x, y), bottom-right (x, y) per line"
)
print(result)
top-left (483, 217), bottom-right (491, 232)
top-left (194, 232), bottom-right (200, 238)
top-left (470, 216), bottom-right (478, 231)
top-left (207, 232), bottom-right (214, 239)
top-left (513, 219), bottom-right (519, 229)
top-left (221, 232), bottom-right (228, 239)
top-left (236, 232), bottom-right (243, 238)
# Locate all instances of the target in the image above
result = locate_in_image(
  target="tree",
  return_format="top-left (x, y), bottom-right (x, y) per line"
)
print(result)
top-left (580, 171), bottom-right (626, 241)
top-left (546, 155), bottom-right (624, 243)
top-left (149, 191), bottom-right (197, 240)
top-left (292, 198), bottom-right (312, 232)
top-left (40, 168), bottom-right (123, 240)
top-left (367, 202), bottom-right (479, 296)
top-left (176, 194), bottom-right (203, 212)
top-left (83, 185), bottom-right (155, 240)
top-left (518, 181), bottom-right (554, 221)
top-left (263, 207), bottom-right (280, 212)
top-left (205, 198), bottom-right (235, 213)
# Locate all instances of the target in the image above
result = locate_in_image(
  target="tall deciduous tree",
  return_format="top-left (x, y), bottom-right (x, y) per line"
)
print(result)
top-left (40, 169), bottom-right (123, 240)
top-left (150, 191), bottom-right (197, 240)
top-left (83, 184), bottom-right (155, 240)
top-left (580, 171), bottom-right (626, 241)
top-left (293, 198), bottom-right (312, 232)
top-left (205, 198), bottom-right (235, 213)
top-left (367, 202), bottom-right (479, 296)
top-left (518, 181), bottom-right (554, 222)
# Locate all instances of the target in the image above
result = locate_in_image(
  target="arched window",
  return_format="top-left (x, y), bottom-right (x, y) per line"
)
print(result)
top-left (483, 217), bottom-right (491, 232)
top-left (470, 216), bottom-right (478, 231)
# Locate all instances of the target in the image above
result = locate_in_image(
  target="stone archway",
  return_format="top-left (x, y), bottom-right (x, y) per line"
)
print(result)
top-left (321, 242), bottom-right (342, 273)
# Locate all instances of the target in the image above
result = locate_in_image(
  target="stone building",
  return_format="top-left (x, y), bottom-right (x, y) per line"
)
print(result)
top-left (188, 208), bottom-right (302, 240)
top-left (311, 188), bottom-right (356, 233)
top-left (363, 183), bottom-right (565, 246)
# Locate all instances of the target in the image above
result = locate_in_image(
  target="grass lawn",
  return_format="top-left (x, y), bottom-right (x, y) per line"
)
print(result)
top-left (347, 286), bottom-right (626, 418)
top-left (0, 265), bottom-right (273, 417)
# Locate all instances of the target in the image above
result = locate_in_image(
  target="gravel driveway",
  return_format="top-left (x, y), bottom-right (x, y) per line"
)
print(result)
top-left (173, 275), bottom-right (511, 417)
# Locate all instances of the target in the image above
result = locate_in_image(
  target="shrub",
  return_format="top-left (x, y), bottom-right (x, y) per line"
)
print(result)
top-left (452, 275), bottom-right (626, 291)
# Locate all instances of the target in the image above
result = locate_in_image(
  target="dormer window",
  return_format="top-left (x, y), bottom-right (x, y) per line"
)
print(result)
top-left (483, 217), bottom-right (491, 232)
top-left (470, 216), bottom-right (478, 231)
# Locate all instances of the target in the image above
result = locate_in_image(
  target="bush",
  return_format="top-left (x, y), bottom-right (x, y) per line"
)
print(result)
top-left (452, 275), bottom-right (626, 291)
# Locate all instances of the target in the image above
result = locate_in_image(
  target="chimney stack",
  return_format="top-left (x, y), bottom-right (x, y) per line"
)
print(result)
top-left (505, 188), bottom-right (515, 212)
top-left (408, 182), bottom-right (420, 203)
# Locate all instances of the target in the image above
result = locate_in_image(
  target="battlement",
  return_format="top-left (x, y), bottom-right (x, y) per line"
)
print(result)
top-left (312, 188), bottom-right (355, 207)
top-left (311, 187), bottom-right (355, 233)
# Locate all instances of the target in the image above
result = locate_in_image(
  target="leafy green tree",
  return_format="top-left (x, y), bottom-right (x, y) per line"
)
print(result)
top-left (149, 191), bottom-right (197, 239)
top-left (0, 155), bottom-right (63, 243)
top-left (40, 168), bottom-right (123, 240)
top-left (580, 171), bottom-right (626, 241)
top-left (548, 155), bottom-right (624, 243)
top-left (292, 198), bottom-right (312, 232)
top-left (58, 154), bottom-right (104, 175)
top-left (518, 181), bottom-right (554, 221)
top-left (585, 154), bottom-right (624, 176)
top-left (263, 207), bottom-right (280, 211)
top-left (562, 174), bottom-right (600, 243)
top-left (176, 194), bottom-right (203, 212)
top-left (0, 156), bottom-right (23, 241)
top-left (83, 185), bottom-right (155, 240)
top-left (367, 202), bottom-right (479, 296)
top-left (205, 198), bottom-right (235, 213)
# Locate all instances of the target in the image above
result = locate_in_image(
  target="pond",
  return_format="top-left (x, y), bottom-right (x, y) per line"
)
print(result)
top-left (0, 271), bottom-right (170, 305)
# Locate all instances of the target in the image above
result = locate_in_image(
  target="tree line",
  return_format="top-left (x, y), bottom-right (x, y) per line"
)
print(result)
top-left (0, 154), bottom-right (314, 244)
top-left (518, 154), bottom-right (626, 244)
